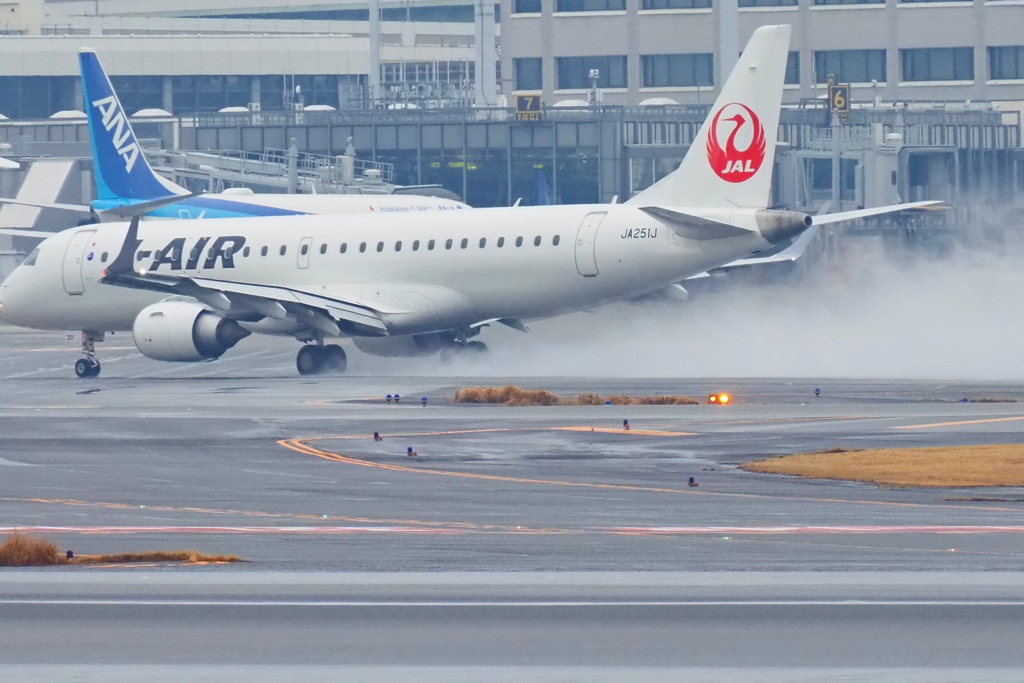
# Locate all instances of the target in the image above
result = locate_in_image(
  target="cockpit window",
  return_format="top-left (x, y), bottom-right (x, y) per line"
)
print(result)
top-left (21, 248), bottom-right (39, 266)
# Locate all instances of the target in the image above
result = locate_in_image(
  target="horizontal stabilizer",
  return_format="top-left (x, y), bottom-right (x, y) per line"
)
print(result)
top-left (0, 228), bottom-right (56, 239)
top-left (97, 193), bottom-right (200, 219)
top-left (813, 201), bottom-right (943, 226)
top-left (0, 197), bottom-right (92, 215)
top-left (639, 206), bottom-right (754, 240)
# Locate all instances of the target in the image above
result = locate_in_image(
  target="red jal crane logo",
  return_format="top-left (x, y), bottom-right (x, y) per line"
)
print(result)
top-left (706, 103), bottom-right (766, 183)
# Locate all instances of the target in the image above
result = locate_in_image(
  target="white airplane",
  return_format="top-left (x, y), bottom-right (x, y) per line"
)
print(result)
top-left (0, 25), bottom-right (938, 378)
top-left (0, 49), bottom-right (467, 222)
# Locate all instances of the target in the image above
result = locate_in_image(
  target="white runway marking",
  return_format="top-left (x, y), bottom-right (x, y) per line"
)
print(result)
top-left (2, 599), bottom-right (1024, 608)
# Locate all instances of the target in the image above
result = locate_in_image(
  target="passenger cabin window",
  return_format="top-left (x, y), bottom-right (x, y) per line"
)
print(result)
top-left (395, 241), bottom-right (402, 252)
top-left (376, 241), bottom-right (384, 252)
top-left (534, 236), bottom-right (542, 246)
top-left (261, 246), bottom-right (268, 256)
top-left (516, 236), bottom-right (524, 247)
top-left (100, 252), bottom-right (108, 263)
top-left (21, 248), bottom-right (38, 266)
top-left (479, 238), bottom-right (486, 248)
top-left (279, 245), bottom-right (287, 256)
top-left (242, 246), bottom-right (251, 257)
top-left (553, 235), bottom-right (561, 246)
top-left (300, 244), bottom-right (309, 256)
top-left (428, 239), bottom-right (435, 250)
top-left (359, 242), bottom-right (367, 253)
top-left (319, 244), bottom-right (327, 255)
top-left (341, 243), bottom-right (348, 254)
top-left (136, 251), bottom-right (145, 262)
top-left (413, 240), bottom-right (420, 251)
top-left (460, 238), bottom-right (469, 249)
top-left (189, 246), bottom-right (199, 261)
top-left (497, 237), bottom-right (505, 248)
top-left (445, 239), bottom-right (453, 249)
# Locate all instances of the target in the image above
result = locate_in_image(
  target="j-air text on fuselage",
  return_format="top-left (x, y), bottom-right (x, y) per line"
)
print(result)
top-left (0, 48), bottom-right (469, 224)
top-left (0, 25), bottom-right (941, 378)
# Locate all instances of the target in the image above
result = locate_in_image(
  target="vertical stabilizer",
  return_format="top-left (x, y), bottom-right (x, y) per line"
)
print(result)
top-left (79, 49), bottom-right (186, 202)
top-left (626, 24), bottom-right (791, 209)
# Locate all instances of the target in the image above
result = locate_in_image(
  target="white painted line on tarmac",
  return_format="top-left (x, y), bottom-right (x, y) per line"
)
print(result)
top-left (2, 599), bottom-right (1024, 608)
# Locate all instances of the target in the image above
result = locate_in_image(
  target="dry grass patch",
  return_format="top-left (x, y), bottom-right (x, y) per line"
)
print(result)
top-left (454, 384), bottom-right (697, 407)
top-left (0, 534), bottom-right (62, 567)
top-left (743, 444), bottom-right (1024, 488)
top-left (0, 533), bottom-right (244, 567)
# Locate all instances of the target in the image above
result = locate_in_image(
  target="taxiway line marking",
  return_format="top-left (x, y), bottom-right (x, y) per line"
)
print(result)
top-left (7, 524), bottom-right (1024, 536)
top-left (892, 416), bottom-right (1024, 430)
top-left (280, 439), bottom-right (697, 494)
top-left (554, 426), bottom-right (696, 436)
top-left (279, 438), bottom-right (1024, 513)
top-left (0, 498), bottom-right (559, 534)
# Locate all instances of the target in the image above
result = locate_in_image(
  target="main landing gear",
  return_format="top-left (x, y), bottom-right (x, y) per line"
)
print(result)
top-left (74, 332), bottom-right (103, 378)
top-left (296, 343), bottom-right (347, 376)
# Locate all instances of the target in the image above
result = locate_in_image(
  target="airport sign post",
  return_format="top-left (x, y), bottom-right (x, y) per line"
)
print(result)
top-left (515, 94), bottom-right (541, 122)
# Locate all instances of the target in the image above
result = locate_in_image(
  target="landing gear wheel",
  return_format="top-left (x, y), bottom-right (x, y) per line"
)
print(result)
top-left (323, 344), bottom-right (348, 374)
top-left (296, 345), bottom-right (325, 376)
top-left (75, 358), bottom-right (100, 378)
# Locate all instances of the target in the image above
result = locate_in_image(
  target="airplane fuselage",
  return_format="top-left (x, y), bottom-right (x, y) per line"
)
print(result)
top-left (0, 203), bottom-right (772, 337)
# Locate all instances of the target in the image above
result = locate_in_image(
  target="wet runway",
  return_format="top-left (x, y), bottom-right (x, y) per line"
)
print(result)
top-left (4, 326), bottom-right (1024, 676)
top-left (2, 326), bottom-right (1024, 571)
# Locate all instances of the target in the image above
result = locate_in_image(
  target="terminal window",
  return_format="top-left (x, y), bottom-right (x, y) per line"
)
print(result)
top-left (738, 0), bottom-right (798, 7)
top-left (556, 0), bottom-right (626, 10)
top-left (641, 54), bottom-right (714, 88)
top-left (556, 56), bottom-right (628, 89)
top-left (814, 0), bottom-right (882, 5)
top-left (989, 46), bottom-right (1024, 80)
top-left (813, 49), bottom-right (886, 83)
top-left (643, 0), bottom-right (712, 8)
top-left (514, 0), bottom-right (542, 11)
top-left (515, 58), bottom-right (543, 90)
top-left (785, 52), bottom-right (800, 85)
top-left (901, 48), bottom-right (973, 82)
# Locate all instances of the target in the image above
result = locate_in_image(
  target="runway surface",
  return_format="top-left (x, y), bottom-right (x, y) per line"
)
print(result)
top-left (3, 326), bottom-right (1024, 571)
top-left (4, 326), bottom-right (1024, 676)
top-left (2, 572), bottom-right (1024, 678)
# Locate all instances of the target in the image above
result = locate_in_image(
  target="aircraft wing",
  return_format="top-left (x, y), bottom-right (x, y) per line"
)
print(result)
top-left (98, 218), bottom-right (389, 337)
top-left (0, 197), bottom-right (93, 214)
top-left (687, 225), bottom-right (819, 279)
top-left (812, 201), bottom-right (944, 225)
top-left (0, 228), bottom-right (59, 239)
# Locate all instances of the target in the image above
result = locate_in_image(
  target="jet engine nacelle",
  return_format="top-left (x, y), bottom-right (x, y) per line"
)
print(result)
top-left (132, 301), bottom-right (251, 362)
top-left (352, 333), bottom-right (447, 358)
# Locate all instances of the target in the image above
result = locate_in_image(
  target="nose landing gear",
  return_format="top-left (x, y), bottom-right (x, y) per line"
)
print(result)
top-left (74, 332), bottom-right (103, 378)
top-left (296, 343), bottom-right (347, 376)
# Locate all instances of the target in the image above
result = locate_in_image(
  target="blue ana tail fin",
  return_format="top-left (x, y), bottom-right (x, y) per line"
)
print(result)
top-left (79, 49), bottom-right (186, 202)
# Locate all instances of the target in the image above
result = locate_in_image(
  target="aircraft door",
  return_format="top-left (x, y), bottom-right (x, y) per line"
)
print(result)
top-left (62, 229), bottom-right (96, 295)
top-left (297, 236), bottom-right (313, 269)
top-left (574, 212), bottom-right (605, 277)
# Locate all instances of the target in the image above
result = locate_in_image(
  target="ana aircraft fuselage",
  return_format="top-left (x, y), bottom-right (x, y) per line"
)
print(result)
top-left (0, 203), bottom-right (775, 338)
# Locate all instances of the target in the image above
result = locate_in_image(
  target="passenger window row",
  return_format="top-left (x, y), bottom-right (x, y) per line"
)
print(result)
top-left (238, 234), bottom-right (561, 258)
top-left (143, 235), bottom-right (562, 264)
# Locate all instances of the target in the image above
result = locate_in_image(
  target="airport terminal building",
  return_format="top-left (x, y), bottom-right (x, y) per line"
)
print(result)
top-left (0, 0), bottom-right (1019, 220)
